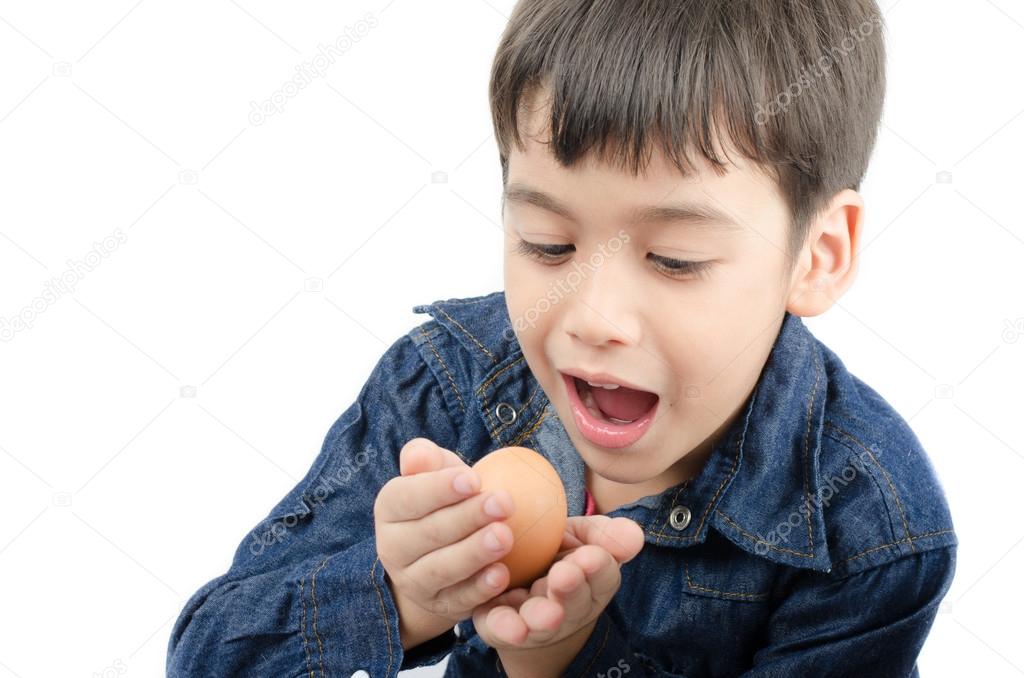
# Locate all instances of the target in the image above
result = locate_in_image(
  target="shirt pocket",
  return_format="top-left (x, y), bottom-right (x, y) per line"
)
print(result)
top-left (680, 545), bottom-right (778, 604)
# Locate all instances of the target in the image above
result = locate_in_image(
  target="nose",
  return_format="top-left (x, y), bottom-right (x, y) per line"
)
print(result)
top-left (560, 256), bottom-right (642, 348)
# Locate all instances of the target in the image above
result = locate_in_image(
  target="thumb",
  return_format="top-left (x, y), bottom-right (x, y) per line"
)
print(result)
top-left (399, 437), bottom-right (466, 476)
top-left (603, 516), bottom-right (645, 564)
top-left (559, 515), bottom-right (645, 564)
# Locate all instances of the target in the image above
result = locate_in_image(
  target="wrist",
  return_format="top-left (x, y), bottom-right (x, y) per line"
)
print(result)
top-left (497, 617), bottom-right (598, 678)
top-left (392, 588), bottom-right (455, 651)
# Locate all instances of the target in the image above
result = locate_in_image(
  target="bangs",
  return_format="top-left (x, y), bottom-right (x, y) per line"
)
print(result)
top-left (489, 0), bottom-right (887, 258)
top-left (490, 1), bottom-right (781, 182)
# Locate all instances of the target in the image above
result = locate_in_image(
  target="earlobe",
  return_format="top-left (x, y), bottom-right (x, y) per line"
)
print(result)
top-left (786, 189), bottom-right (864, 317)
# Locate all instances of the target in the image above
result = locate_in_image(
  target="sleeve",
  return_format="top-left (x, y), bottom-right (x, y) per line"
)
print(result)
top-left (165, 328), bottom-right (465, 677)
top-left (739, 545), bottom-right (957, 678)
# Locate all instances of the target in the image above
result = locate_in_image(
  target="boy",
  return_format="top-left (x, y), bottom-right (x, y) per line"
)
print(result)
top-left (167, 0), bottom-right (957, 676)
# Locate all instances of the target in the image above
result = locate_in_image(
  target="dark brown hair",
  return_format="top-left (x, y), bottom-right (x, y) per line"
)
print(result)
top-left (489, 0), bottom-right (887, 265)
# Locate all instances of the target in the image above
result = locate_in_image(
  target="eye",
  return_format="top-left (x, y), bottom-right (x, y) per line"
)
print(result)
top-left (647, 253), bottom-right (713, 280)
top-left (515, 239), bottom-right (574, 263)
top-left (516, 239), bottom-right (712, 281)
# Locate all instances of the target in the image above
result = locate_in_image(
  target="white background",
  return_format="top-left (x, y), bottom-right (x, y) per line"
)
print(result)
top-left (0, 0), bottom-right (1021, 676)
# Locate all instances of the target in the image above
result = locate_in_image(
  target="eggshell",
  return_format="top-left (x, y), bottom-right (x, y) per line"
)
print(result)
top-left (472, 446), bottom-right (568, 590)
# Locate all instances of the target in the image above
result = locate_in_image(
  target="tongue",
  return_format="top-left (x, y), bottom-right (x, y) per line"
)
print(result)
top-left (591, 384), bottom-right (658, 422)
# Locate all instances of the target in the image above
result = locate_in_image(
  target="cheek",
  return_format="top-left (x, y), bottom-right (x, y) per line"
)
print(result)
top-left (729, 245), bottom-right (790, 300)
top-left (503, 258), bottom-right (537, 320)
top-left (503, 257), bottom-right (558, 349)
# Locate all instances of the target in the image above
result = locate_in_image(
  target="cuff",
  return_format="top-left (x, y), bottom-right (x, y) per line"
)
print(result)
top-left (303, 536), bottom-right (456, 676)
top-left (561, 612), bottom-right (643, 678)
top-left (401, 626), bottom-right (459, 671)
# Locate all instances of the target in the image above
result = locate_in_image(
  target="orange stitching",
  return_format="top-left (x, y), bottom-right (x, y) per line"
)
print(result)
top-left (576, 615), bottom-right (611, 678)
top-left (475, 355), bottom-right (525, 396)
top-left (715, 509), bottom-right (814, 558)
top-left (436, 307), bottom-right (496, 363)
top-left (800, 342), bottom-right (823, 556)
top-left (825, 422), bottom-right (916, 553)
top-left (310, 557), bottom-right (329, 676)
top-left (647, 412), bottom-right (743, 545)
top-left (419, 327), bottom-right (466, 414)
top-left (370, 556), bottom-right (396, 676)
top-left (685, 432), bottom-right (742, 539)
top-left (509, 407), bottom-right (548, 446)
top-left (650, 484), bottom-right (688, 545)
top-left (684, 562), bottom-right (769, 600)
top-left (299, 573), bottom-right (316, 678)
top-left (492, 384), bottom-right (541, 438)
top-left (835, 529), bottom-right (954, 567)
top-left (478, 356), bottom-right (527, 441)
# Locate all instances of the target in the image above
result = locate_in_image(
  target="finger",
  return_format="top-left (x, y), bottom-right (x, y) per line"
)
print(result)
top-left (486, 605), bottom-right (530, 646)
top-left (559, 516), bottom-right (645, 564)
top-left (547, 558), bottom-right (587, 599)
top-left (376, 464), bottom-right (479, 523)
top-left (544, 558), bottom-right (592, 622)
top-left (517, 595), bottom-right (564, 637)
top-left (528, 574), bottom-right (549, 598)
top-left (562, 545), bottom-right (620, 603)
top-left (399, 437), bottom-right (466, 476)
top-left (383, 488), bottom-right (515, 566)
top-left (404, 519), bottom-right (515, 595)
top-left (432, 561), bottom-right (511, 617)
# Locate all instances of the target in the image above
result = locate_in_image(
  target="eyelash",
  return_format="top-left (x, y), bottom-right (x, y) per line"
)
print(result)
top-left (514, 239), bottom-right (712, 280)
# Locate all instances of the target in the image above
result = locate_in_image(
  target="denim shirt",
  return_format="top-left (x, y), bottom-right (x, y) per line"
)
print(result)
top-left (166, 290), bottom-right (958, 678)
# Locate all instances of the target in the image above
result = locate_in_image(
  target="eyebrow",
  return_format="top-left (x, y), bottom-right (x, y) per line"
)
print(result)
top-left (502, 182), bottom-right (743, 232)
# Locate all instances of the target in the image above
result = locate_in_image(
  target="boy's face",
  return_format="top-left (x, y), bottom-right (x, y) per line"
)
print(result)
top-left (503, 100), bottom-right (807, 494)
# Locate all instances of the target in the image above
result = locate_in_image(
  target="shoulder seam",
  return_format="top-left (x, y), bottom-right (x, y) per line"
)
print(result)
top-left (834, 529), bottom-right (955, 570)
top-left (433, 306), bottom-right (497, 364)
top-left (406, 320), bottom-right (472, 466)
top-left (824, 421), bottom-right (916, 553)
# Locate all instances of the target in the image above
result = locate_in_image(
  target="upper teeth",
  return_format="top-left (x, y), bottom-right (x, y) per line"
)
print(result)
top-left (586, 380), bottom-right (620, 390)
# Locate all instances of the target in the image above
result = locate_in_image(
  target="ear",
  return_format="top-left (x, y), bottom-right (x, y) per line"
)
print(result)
top-left (786, 189), bottom-right (864, 317)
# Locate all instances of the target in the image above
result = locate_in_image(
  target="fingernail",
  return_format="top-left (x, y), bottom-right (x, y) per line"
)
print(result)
top-left (484, 494), bottom-right (506, 518)
top-left (484, 528), bottom-right (503, 551)
top-left (453, 471), bottom-right (477, 495)
top-left (484, 568), bottom-right (502, 587)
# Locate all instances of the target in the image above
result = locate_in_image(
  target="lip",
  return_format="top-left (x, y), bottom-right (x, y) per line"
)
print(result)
top-left (560, 372), bottom-right (659, 449)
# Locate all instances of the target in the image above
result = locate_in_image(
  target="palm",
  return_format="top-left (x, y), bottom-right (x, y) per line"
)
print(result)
top-left (470, 515), bottom-right (644, 649)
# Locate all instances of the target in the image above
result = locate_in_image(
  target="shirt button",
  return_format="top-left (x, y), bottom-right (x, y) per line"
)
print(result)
top-left (495, 402), bottom-right (517, 425)
top-left (350, 672), bottom-right (370, 678)
top-left (670, 505), bottom-right (692, 530)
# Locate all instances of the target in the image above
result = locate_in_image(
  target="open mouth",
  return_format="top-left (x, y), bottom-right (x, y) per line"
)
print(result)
top-left (572, 377), bottom-right (659, 424)
top-left (561, 372), bottom-right (660, 449)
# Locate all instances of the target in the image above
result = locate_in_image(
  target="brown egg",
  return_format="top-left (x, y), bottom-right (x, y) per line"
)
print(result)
top-left (472, 446), bottom-right (568, 590)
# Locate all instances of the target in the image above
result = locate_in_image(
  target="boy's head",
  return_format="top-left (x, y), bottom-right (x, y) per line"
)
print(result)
top-left (490, 0), bottom-right (886, 490)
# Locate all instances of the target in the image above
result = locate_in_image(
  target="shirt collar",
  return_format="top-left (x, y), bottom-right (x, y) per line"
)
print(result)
top-left (706, 311), bottom-right (832, 572)
top-left (414, 292), bottom-right (832, 572)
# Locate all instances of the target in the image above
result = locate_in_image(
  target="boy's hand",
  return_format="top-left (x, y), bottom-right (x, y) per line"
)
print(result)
top-left (470, 515), bottom-right (644, 666)
top-left (374, 438), bottom-right (517, 649)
